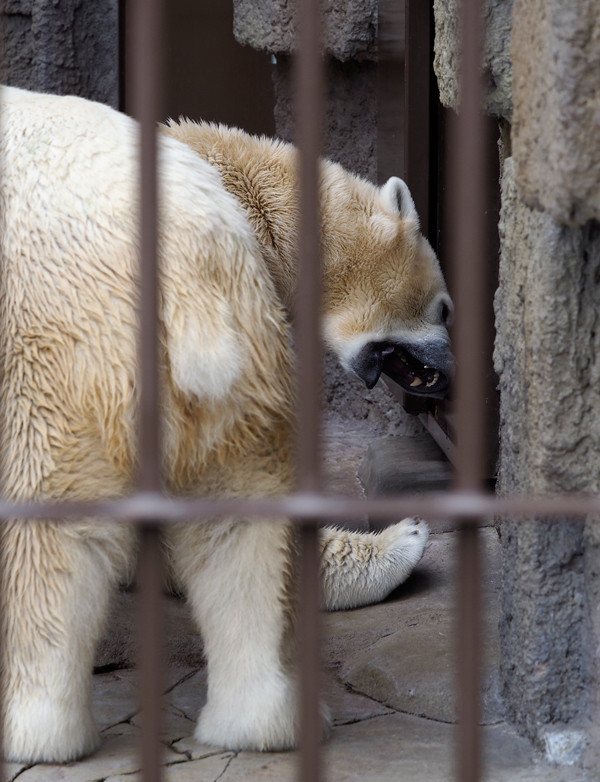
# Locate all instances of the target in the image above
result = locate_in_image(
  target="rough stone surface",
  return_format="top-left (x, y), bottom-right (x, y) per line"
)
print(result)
top-left (17, 528), bottom-right (589, 782)
top-left (511, 0), bottom-right (600, 226)
top-left (272, 55), bottom-right (379, 182)
top-left (433, 0), bottom-right (514, 119)
top-left (358, 434), bottom-right (452, 495)
top-left (96, 591), bottom-right (204, 671)
top-left (2, 0), bottom-right (119, 107)
top-left (232, 0), bottom-right (378, 61)
top-left (335, 529), bottom-right (503, 725)
top-left (542, 729), bottom-right (588, 767)
top-left (494, 158), bottom-right (600, 746)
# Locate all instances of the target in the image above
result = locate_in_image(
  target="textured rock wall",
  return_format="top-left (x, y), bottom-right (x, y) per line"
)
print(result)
top-left (494, 159), bottom-right (600, 747)
top-left (232, 0), bottom-right (378, 61)
top-left (434, 0), bottom-right (600, 763)
top-left (433, 0), bottom-right (513, 119)
top-left (2, 0), bottom-right (119, 107)
top-left (511, 0), bottom-right (600, 226)
top-left (233, 0), bottom-right (421, 436)
top-left (233, 0), bottom-right (379, 178)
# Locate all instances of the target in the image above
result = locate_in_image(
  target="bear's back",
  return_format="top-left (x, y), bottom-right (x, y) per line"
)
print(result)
top-left (0, 87), bottom-right (294, 501)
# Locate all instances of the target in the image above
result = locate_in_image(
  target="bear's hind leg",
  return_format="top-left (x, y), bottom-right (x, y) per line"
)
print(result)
top-left (1, 520), bottom-right (134, 763)
top-left (172, 519), bottom-right (304, 752)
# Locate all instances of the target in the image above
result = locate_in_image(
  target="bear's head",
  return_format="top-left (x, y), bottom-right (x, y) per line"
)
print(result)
top-left (321, 174), bottom-right (454, 398)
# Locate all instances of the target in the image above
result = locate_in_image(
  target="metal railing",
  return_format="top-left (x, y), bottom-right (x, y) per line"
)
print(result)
top-left (0, 1), bottom-right (594, 781)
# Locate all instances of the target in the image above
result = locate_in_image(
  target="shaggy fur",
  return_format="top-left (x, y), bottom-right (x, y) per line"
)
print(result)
top-left (0, 87), bottom-right (450, 763)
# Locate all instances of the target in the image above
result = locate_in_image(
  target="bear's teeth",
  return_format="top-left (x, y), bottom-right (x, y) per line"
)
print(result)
top-left (426, 371), bottom-right (440, 387)
top-left (410, 377), bottom-right (423, 387)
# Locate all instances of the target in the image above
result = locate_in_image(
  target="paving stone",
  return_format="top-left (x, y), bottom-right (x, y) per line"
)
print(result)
top-left (163, 669), bottom-right (207, 722)
top-left (14, 734), bottom-right (180, 782)
top-left (324, 671), bottom-right (394, 725)
top-left (92, 671), bottom-right (138, 730)
top-left (3, 762), bottom-right (27, 782)
top-left (171, 736), bottom-right (228, 762)
top-left (163, 754), bottom-right (235, 781)
top-left (101, 721), bottom-right (139, 738)
top-left (104, 754), bottom-right (232, 782)
top-left (323, 714), bottom-right (587, 782)
top-left (217, 749), bottom-right (296, 781)
top-left (330, 528), bottom-right (503, 723)
top-left (341, 612), bottom-right (501, 724)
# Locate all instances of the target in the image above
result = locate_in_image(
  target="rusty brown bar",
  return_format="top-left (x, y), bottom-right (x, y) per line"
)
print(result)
top-left (127, 0), bottom-right (162, 493)
top-left (2, 491), bottom-right (600, 525)
top-left (126, 0), bottom-right (166, 778)
top-left (450, 1), bottom-right (488, 490)
top-left (447, 0), bottom-right (487, 779)
top-left (294, 0), bottom-right (324, 491)
top-left (456, 521), bottom-right (482, 782)
top-left (136, 523), bottom-right (165, 782)
top-left (293, 0), bottom-right (324, 779)
top-left (404, 0), bottom-right (433, 238)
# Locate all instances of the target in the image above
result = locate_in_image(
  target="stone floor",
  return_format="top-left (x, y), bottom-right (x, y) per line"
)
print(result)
top-left (4, 525), bottom-right (591, 782)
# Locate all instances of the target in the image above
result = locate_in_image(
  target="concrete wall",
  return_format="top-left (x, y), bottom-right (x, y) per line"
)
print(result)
top-left (434, 0), bottom-right (600, 767)
top-left (233, 0), bottom-right (378, 179)
top-left (233, 0), bottom-right (423, 438)
top-left (2, 0), bottom-right (119, 107)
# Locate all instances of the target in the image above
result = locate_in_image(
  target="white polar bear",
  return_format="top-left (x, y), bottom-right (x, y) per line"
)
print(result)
top-left (0, 86), bottom-right (453, 763)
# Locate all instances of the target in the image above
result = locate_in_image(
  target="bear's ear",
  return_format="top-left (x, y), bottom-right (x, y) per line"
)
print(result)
top-left (380, 177), bottom-right (419, 225)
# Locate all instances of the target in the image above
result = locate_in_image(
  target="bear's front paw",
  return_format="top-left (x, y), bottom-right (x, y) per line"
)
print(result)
top-left (385, 516), bottom-right (429, 569)
top-left (320, 517), bottom-right (429, 610)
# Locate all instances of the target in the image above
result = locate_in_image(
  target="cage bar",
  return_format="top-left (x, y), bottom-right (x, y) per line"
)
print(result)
top-left (447, 0), bottom-right (488, 779)
top-left (0, 0), bottom-right (598, 779)
top-left (3, 491), bottom-right (600, 526)
top-left (293, 0), bottom-right (325, 779)
top-left (126, 0), bottom-right (166, 778)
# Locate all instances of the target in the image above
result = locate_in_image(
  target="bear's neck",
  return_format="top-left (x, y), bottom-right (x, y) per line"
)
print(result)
top-left (166, 121), bottom-right (303, 313)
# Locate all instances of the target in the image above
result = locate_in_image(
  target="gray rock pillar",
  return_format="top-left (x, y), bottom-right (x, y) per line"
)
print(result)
top-left (494, 158), bottom-right (600, 754)
top-left (433, 0), bottom-right (600, 765)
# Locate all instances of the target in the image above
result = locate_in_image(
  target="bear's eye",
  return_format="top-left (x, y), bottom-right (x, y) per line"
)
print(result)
top-left (439, 296), bottom-right (453, 326)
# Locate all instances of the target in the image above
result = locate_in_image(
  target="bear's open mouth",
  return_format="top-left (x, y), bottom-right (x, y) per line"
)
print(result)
top-left (380, 344), bottom-right (449, 396)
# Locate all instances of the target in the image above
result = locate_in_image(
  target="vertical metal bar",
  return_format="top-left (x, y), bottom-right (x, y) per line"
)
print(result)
top-left (136, 523), bottom-right (165, 782)
top-left (126, 0), bottom-right (165, 780)
top-left (293, 0), bottom-right (324, 780)
top-left (294, 0), bottom-right (323, 493)
top-left (450, 4), bottom-right (487, 490)
top-left (127, 0), bottom-right (163, 493)
top-left (377, 0), bottom-right (404, 184)
top-left (404, 0), bottom-right (432, 239)
top-left (456, 521), bottom-right (482, 782)
top-left (298, 523), bottom-right (322, 782)
top-left (447, 1), bottom-right (487, 781)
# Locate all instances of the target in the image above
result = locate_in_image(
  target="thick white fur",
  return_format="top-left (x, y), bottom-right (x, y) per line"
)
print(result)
top-left (0, 87), bottom-right (298, 762)
top-left (175, 519), bottom-right (299, 750)
top-left (320, 519), bottom-right (428, 611)
top-left (0, 88), bottom-right (438, 763)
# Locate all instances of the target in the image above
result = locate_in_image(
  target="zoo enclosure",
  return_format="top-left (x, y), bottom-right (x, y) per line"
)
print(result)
top-left (1, 1), bottom-right (598, 781)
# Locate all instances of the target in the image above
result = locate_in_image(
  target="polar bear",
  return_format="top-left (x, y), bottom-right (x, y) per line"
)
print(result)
top-left (0, 86), bottom-right (453, 763)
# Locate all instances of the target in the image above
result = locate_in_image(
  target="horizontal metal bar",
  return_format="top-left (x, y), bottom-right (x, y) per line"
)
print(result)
top-left (0, 490), bottom-right (599, 524)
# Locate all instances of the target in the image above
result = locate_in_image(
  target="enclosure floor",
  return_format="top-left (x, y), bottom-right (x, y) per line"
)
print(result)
top-left (4, 425), bottom-right (591, 781)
